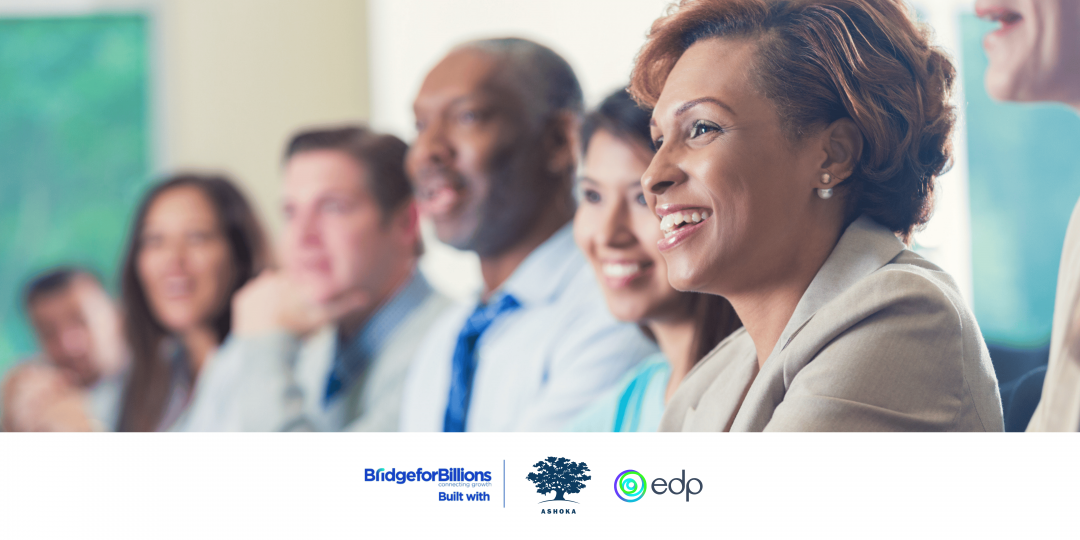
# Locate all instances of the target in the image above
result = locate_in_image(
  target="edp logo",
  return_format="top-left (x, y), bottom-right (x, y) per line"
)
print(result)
top-left (614, 469), bottom-right (703, 502)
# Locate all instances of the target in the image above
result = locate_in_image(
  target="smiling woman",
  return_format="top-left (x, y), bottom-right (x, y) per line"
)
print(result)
top-left (630, 0), bottom-right (1004, 431)
top-left (118, 175), bottom-right (269, 431)
top-left (977, 0), bottom-right (1080, 108)
top-left (974, 0), bottom-right (1080, 431)
top-left (569, 89), bottom-right (741, 432)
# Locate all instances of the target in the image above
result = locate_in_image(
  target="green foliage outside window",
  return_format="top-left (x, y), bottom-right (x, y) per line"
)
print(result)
top-left (0, 15), bottom-right (150, 372)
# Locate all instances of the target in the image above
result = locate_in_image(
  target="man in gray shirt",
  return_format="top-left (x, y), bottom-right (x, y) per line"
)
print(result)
top-left (183, 127), bottom-right (449, 431)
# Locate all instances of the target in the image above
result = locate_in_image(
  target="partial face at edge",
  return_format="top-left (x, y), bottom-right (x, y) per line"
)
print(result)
top-left (978, 0), bottom-right (1080, 105)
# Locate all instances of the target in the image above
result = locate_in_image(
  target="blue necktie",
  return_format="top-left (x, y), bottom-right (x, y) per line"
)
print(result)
top-left (443, 293), bottom-right (520, 432)
top-left (324, 343), bottom-right (366, 406)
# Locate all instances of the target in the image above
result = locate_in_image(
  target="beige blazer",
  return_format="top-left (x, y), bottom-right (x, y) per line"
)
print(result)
top-left (660, 216), bottom-right (1004, 432)
top-left (1027, 197), bottom-right (1080, 431)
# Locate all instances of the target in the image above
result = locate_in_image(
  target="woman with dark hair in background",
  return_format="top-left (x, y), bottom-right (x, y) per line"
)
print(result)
top-left (117, 174), bottom-right (268, 431)
top-left (633, 0), bottom-right (1002, 431)
top-left (569, 89), bottom-right (741, 432)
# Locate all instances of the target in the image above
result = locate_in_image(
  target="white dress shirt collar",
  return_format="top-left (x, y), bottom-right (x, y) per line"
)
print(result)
top-left (399, 221), bottom-right (657, 431)
top-left (495, 222), bottom-right (581, 307)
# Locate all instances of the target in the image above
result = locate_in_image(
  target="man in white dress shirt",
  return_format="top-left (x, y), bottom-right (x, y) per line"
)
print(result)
top-left (400, 38), bottom-right (656, 432)
top-left (182, 127), bottom-right (449, 431)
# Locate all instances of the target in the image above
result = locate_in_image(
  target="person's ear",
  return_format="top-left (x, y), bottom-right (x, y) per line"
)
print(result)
top-left (389, 199), bottom-right (421, 252)
top-left (814, 117), bottom-right (863, 189)
top-left (543, 110), bottom-right (581, 176)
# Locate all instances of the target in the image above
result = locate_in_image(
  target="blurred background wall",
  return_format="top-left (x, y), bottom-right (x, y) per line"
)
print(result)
top-left (0, 0), bottom-right (368, 367)
top-left (159, 0), bottom-right (369, 238)
top-left (1, 0), bottom-right (1079, 383)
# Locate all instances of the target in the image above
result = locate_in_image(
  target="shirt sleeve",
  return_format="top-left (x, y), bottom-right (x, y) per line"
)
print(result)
top-left (180, 332), bottom-right (301, 432)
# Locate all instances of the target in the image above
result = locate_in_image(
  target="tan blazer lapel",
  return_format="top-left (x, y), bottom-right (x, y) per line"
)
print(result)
top-left (730, 344), bottom-right (791, 431)
top-left (661, 329), bottom-right (758, 431)
top-left (728, 216), bottom-right (907, 431)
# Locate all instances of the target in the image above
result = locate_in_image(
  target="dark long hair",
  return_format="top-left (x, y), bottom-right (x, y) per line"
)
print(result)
top-left (117, 174), bottom-right (268, 431)
top-left (583, 89), bottom-right (742, 365)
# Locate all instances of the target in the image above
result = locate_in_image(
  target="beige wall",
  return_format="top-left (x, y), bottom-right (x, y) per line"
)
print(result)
top-left (158, 0), bottom-right (369, 238)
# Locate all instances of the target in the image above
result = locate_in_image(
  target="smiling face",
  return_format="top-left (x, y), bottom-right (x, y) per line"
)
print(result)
top-left (282, 149), bottom-right (413, 304)
top-left (407, 48), bottom-right (552, 257)
top-left (977, 0), bottom-right (1080, 106)
top-left (643, 38), bottom-right (826, 297)
top-left (136, 186), bottom-right (236, 335)
top-left (574, 129), bottom-right (689, 324)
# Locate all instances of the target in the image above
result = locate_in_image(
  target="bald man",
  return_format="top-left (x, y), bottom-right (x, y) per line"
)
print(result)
top-left (399, 38), bottom-right (656, 432)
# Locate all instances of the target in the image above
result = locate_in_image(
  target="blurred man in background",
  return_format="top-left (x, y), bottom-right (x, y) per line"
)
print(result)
top-left (1, 268), bottom-right (128, 431)
top-left (399, 38), bottom-right (655, 432)
top-left (182, 126), bottom-right (450, 431)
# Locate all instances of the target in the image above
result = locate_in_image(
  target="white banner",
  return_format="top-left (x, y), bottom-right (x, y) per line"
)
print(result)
top-left (0, 433), bottom-right (1074, 538)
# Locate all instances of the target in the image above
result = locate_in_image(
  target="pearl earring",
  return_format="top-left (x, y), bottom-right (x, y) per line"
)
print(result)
top-left (822, 173), bottom-right (832, 184)
top-left (817, 188), bottom-right (834, 199)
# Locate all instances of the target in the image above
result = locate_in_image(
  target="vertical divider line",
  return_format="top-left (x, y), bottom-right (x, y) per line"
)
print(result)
top-left (503, 459), bottom-right (506, 508)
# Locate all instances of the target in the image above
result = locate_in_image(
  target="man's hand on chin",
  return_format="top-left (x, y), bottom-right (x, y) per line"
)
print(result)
top-left (232, 270), bottom-right (368, 338)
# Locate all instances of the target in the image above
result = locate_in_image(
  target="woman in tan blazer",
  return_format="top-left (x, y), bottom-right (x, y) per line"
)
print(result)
top-left (628, 0), bottom-right (1004, 431)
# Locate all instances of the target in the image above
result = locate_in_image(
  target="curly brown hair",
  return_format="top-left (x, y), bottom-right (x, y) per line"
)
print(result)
top-left (630, 0), bottom-right (956, 241)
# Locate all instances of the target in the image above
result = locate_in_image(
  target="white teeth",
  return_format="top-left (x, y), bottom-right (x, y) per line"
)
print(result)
top-left (601, 262), bottom-right (643, 278)
top-left (660, 210), bottom-right (711, 237)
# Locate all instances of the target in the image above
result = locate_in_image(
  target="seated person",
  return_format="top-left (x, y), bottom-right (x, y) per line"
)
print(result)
top-left (975, 0), bottom-right (1080, 431)
top-left (400, 38), bottom-right (657, 432)
top-left (568, 89), bottom-right (741, 432)
top-left (183, 127), bottom-right (449, 431)
top-left (1, 268), bottom-right (127, 431)
top-left (118, 174), bottom-right (269, 431)
top-left (632, 0), bottom-right (1002, 431)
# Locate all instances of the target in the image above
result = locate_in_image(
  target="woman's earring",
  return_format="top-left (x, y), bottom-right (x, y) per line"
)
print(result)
top-left (818, 172), bottom-right (834, 198)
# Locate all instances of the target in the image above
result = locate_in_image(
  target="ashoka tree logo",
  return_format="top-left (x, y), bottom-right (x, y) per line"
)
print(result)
top-left (526, 456), bottom-right (591, 503)
top-left (614, 470), bottom-right (646, 502)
